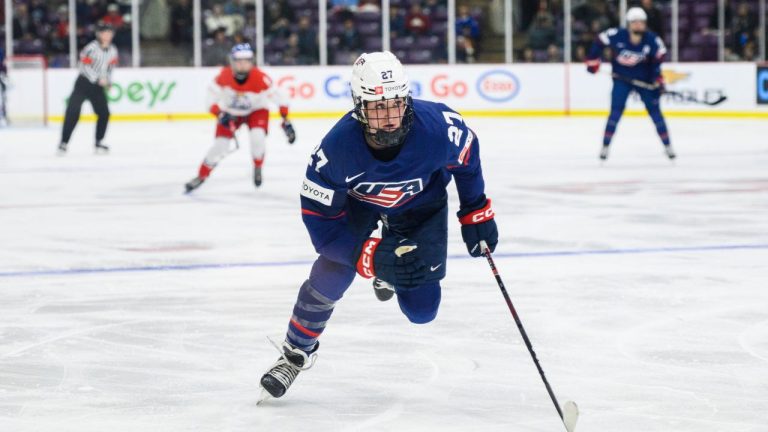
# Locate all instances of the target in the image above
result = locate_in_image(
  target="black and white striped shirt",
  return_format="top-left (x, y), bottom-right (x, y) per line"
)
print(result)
top-left (78, 40), bottom-right (118, 84)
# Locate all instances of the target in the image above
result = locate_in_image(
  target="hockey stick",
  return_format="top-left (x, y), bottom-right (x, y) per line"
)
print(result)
top-left (226, 120), bottom-right (241, 154)
top-left (609, 73), bottom-right (727, 106)
top-left (479, 240), bottom-right (579, 432)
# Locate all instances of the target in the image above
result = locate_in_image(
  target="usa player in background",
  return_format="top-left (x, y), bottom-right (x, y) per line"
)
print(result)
top-left (184, 43), bottom-right (295, 192)
top-left (586, 7), bottom-right (676, 161)
top-left (258, 51), bottom-right (499, 401)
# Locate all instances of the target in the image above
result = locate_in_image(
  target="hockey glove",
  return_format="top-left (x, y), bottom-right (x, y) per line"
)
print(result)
top-left (458, 198), bottom-right (498, 257)
top-left (655, 75), bottom-right (666, 92)
top-left (357, 235), bottom-right (427, 287)
top-left (585, 58), bottom-right (600, 74)
top-left (218, 112), bottom-right (236, 128)
top-left (282, 120), bottom-right (296, 144)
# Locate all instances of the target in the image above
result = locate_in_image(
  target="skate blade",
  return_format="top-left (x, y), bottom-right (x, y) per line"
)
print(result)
top-left (563, 400), bottom-right (579, 432)
top-left (256, 388), bottom-right (272, 406)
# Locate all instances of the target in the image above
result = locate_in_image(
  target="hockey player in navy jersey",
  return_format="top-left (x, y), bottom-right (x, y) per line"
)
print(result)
top-left (586, 7), bottom-right (675, 161)
top-left (258, 51), bottom-right (498, 401)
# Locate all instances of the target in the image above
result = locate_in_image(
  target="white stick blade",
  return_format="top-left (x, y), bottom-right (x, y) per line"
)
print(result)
top-left (563, 400), bottom-right (579, 432)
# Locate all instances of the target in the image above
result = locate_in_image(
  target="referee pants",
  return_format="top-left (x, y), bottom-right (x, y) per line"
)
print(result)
top-left (61, 75), bottom-right (110, 144)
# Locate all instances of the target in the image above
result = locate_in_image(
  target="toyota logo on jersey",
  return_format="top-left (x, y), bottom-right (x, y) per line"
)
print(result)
top-left (349, 179), bottom-right (424, 208)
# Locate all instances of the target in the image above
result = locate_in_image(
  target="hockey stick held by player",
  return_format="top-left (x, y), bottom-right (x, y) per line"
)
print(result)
top-left (259, 51), bottom-right (498, 402)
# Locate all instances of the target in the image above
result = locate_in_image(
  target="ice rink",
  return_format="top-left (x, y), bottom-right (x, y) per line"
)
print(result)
top-left (1, 115), bottom-right (767, 432)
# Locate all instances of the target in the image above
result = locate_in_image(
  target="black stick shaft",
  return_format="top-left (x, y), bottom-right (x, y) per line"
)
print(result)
top-left (480, 241), bottom-right (566, 425)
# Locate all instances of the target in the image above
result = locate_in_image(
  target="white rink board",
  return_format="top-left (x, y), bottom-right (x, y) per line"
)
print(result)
top-left (34, 63), bottom-right (768, 120)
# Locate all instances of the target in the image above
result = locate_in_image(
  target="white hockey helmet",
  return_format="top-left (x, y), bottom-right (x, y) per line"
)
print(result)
top-left (626, 7), bottom-right (648, 22)
top-left (350, 51), bottom-right (414, 148)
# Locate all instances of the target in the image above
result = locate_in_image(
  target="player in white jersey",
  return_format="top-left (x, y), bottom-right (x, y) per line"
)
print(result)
top-left (185, 44), bottom-right (295, 192)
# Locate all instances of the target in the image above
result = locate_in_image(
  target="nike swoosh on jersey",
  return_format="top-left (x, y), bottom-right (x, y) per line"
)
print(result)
top-left (345, 172), bottom-right (365, 182)
top-left (430, 264), bottom-right (442, 272)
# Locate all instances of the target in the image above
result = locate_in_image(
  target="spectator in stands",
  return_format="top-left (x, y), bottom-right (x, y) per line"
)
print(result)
top-left (243, 13), bottom-right (258, 44)
top-left (170, 0), bottom-right (193, 46)
top-left (358, 0), bottom-right (381, 13)
top-left (640, 0), bottom-right (664, 42)
top-left (731, 2), bottom-right (757, 57)
top-left (390, 6), bottom-right (407, 38)
top-left (232, 32), bottom-right (249, 45)
top-left (12, 3), bottom-right (38, 40)
top-left (266, 1), bottom-right (293, 40)
top-left (28, 0), bottom-right (49, 28)
top-left (741, 41), bottom-right (759, 61)
top-left (573, 44), bottom-right (587, 62)
top-left (405, 4), bottom-right (431, 36)
top-left (457, 29), bottom-right (476, 63)
top-left (296, 16), bottom-right (319, 65)
top-left (455, 5), bottom-right (479, 63)
top-left (102, 4), bottom-right (125, 30)
top-left (205, 3), bottom-right (241, 37)
top-left (546, 43), bottom-right (561, 62)
top-left (522, 47), bottom-right (534, 62)
top-left (338, 18), bottom-right (362, 53)
top-left (528, 11), bottom-right (557, 52)
top-left (456, 5), bottom-right (480, 42)
top-left (203, 27), bottom-right (230, 66)
top-left (283, 33), bottom-right (300, 65)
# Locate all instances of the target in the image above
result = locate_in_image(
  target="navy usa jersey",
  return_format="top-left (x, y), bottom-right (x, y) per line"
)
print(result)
top-left (300, 99), bottom-right (486, 267)
top-left (588, 27), bottom-right (667, 83)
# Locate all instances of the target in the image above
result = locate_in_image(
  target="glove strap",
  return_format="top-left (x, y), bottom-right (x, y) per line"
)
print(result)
top-left (356, 238), bottom-right (381, 279)
top-left (459, 199), bottom-right (494, 225)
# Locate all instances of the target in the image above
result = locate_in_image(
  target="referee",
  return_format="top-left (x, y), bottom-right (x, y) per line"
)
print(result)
top-left (58, 23), bottom-right (118, 154)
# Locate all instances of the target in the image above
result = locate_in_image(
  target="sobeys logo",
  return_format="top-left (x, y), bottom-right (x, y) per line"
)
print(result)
top-left (106, 81), bottom-right (177, 108)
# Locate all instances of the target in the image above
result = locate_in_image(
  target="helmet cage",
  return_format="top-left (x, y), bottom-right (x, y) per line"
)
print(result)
top-left (353, 94), bottom-right (414, 148)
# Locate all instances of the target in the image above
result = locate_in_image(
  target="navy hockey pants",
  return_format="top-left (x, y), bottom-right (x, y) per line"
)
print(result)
top-left (286, 197), bottom-right (449, 351)
top-left (603, 79), bottom-right (670, 147)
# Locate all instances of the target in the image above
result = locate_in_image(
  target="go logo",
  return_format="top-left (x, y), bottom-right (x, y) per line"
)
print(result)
top-left (431, 74), bottom-right (468, 98)
top-left (277, 75), bottom-right (315, 99)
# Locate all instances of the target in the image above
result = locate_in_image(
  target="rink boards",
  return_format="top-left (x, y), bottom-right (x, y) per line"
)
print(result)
top-left (9, 62), bottom-right (768, 122)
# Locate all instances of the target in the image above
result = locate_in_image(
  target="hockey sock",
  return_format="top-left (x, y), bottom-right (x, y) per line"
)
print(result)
top-left (253, 158), bottom-right (264, 168)
top-left (198, 163), bottom-right (213, 179)
top-left (603, 110), bottom-right (622, 146)
top-left (286, 280), bottom-right (337, 352)
top-left (653, 120), bottom-right (671, 146)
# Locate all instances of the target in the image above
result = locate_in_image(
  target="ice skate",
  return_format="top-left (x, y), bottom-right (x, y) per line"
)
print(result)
top-left (259, 340), bottom-right (318, 402)
top-left (253, 165), bottom-right (263, 187)
top-left (94, 141), bottom-right (110, 154)
top-left (373, 278), bottom-right (395, 301)
top-left (57, 142), bottom-right (68, 155)
top-left (599, 144), bottom-right (610, 160)
top-left (184, 176), bottom-right (206, 193)
top-left (664, 144), bottom-right (676, 160)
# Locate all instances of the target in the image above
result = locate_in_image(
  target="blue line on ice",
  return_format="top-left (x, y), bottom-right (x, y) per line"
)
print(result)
top-left (1, 243), bottom-right (767, 279)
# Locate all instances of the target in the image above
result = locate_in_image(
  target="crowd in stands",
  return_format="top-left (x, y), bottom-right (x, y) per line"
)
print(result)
top-left (1, 0), bottom-right (764, 68)
top-left (6, 0), bottom-right (134, 67)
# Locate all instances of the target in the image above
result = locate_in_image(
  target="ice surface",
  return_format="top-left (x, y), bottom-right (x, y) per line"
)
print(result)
top-left (1, 116), bottom-right (767, 431)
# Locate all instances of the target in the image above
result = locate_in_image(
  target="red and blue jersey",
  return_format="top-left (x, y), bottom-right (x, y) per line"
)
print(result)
top-left (588, 27), bottom-right (667, 83)
top-left (300, 99), bottom-right (486, 267)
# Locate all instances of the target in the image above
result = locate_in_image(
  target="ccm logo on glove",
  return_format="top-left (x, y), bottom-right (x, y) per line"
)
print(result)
top-left (357, 238), bottom-right (381, 278)
top-left (459, 200), bottom-right (495, 224)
